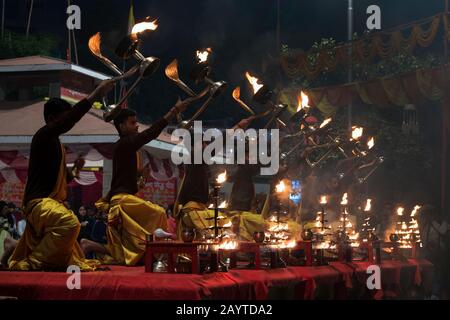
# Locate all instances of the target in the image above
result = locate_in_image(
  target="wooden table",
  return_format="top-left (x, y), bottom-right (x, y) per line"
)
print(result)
top-left (228, 242), bottom-right (264, 269)
top-left (145, 241), bottom-right (200, 274)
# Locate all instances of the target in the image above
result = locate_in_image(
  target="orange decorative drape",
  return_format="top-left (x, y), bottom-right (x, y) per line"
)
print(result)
top-left (281, 14), bottom-right (445, 80)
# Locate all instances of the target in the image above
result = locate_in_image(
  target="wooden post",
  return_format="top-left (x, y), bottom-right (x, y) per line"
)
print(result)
top-left (26, 0), bottom-right (33, 39)
top-left (441, 0), bottom-right (449, 214)
top-left (1, 0), bottom-right (5, 40)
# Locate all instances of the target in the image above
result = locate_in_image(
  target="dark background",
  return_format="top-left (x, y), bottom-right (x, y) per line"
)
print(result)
top-left (2, 0), bottom-right (445, 122)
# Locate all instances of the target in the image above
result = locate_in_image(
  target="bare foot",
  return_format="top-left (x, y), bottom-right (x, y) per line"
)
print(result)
top-left (1, 236), bottom-right (18, 268)
top-left (80, 238), bottom-right (107, 257)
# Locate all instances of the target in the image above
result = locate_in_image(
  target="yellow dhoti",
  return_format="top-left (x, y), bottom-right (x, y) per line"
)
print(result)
top-left (228, 211), bottom-right (301, 242)
top-left (177, 201), bottom-right (231, 240)
top-left (8, 198), bottom-right (98, 271)
top-left (96, 194), bottom-right (167, 266)
top-left (227, 211), bottom-right (267, 241)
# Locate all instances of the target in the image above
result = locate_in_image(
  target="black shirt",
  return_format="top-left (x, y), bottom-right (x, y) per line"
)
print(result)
top-left (107, 118), bottom-right (168, 200)
top-left (23, 99), bottom-right (92, 205)
top-left (178, 163), bottom-right (210, 206)
top-left (229, 164), bottom-right (259, 211)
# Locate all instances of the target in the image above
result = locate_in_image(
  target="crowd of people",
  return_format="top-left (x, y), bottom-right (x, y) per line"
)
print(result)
top-left (0, 200), bottom-right (109, 263)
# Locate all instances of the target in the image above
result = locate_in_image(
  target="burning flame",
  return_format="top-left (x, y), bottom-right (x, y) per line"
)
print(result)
top-left (397, 207), bottom-right (404, 216)
top-left (277, 239), bottom-right (297, 249)
top-left (275, 181), bottom-right (286, 193)
top-left (367, 137), bottom-right (375, 149)
top-left (88, 32), bottom-right (102, 57)
top-left (349, 231), bottom-right (359, 240)
top-left (216, 171), bottom-right (227, 184)
top-left (131, 19), bottom-right (158, 34)
top-left (411, 205), bottom-right (421, 217)
top-left (245, 72), bottom-right (264, 95)
top-left (222, 220), bottom-right (232, 228)
top-left (268, 223), bottom-right (289, 233)
top-left (232, 87), bottom-right (241, 100)
top-left (218, 239), bottom-right (238, 250)
top-left (364, 199), bottom-right (372, 212)
top-left (196, 48), bottom-right (212, 63)
top-left (297, 91), bottom-right (310, 112)
top-left (315, 241), bottom-right (336, 250)
top-left (218, 201), bottom-right (228, 209)
top-left (409, 219), bottom-right (419, 229)
top-left (269, 216), bottom-right (277, 223)
top-left (320, 195), bottom-right (328, 205)
top-left (351, 126), bottom-right (364, 140)
top-left (319, 118), bottom-right (332, 129)
top-left (341, 193), bottom-right (348, 206)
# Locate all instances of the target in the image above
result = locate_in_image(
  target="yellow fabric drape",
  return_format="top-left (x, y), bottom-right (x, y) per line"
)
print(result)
top-left (416, 68), bottom-right (445, 101)
top-left (8, 199), bottom-right (99, 271)
top-left (8, 143), bottom-right (98, 271)
top-left (381, 77), bottom-right (410, 106)
top-left (280, 64), bottom-right (450, 113)
top-left (228, 210), bottom-right (266, 241)
top-left (96, 193), bottom-right (167, 266)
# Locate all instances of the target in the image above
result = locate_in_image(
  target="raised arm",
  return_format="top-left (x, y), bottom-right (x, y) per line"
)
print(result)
top-left (122, 97), bottom-right (194, 151)
top-left (46, 79), bottom-right (115, 136)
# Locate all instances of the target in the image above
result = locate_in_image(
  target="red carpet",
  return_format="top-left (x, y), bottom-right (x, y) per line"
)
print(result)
top-left (0, 260), bottom-right (433, 300)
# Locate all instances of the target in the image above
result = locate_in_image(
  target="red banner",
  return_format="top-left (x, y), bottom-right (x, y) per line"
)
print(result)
top-left (0, 182), bottom-right (25, 206)
top-left (60, 87), bottom-right (87, 104)
top-left (137, 177), bottom-right (177, 208)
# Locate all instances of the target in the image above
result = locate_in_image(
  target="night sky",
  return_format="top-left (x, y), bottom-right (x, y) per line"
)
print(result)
top-left (2, 0), bottom-right (445, 123)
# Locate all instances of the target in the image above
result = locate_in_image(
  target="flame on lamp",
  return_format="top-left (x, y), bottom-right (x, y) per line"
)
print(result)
top-left (216, 171), bottom-right (227, 184)
top-left (351, 126), bottom-right (364, 140)
top-left (218, 239), bottom-right (238, 250)
top-left (397, 207), bottom-right (404, 216)
top-left (364, 199), bottom-right (372, 212)
top-left (315, 241), bottom-right (336, 250)
top-left (218, 201), bottom-right (228, 209)
top-left (411, 205), bottom-right (421, 217)
top-left (88, 32), bottom-right (103, 57)
top-left (131, 19), bottom-right (158, 34)
top-left (245, 72), bottom-right (264, 95)
top-left (341, 193), bottom-right (348, 206)
top-left (297, 91), bottom-right (310, 112)
top-left (320, 195), bottom-right (328, 205)
top-left (196, 48), bottom-right (212, 63)
top-left (278, 239), bottom-right (297, 249)
top-left (275, 180), bottom-right (286, 193)
top-left (367, 137), bottom-right (375, 149)
top-left (232, 87), bottom-right (241, 100)
top-left (319, 118), bottom-right (332, 129)
top-left (222, 220), bottom-right (232, 228)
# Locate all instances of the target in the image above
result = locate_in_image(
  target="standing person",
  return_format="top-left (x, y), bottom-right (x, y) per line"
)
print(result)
top-left (5, 79), bottom-right (115, 271)
top-left (82, 98), bottom-right (193, 266)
